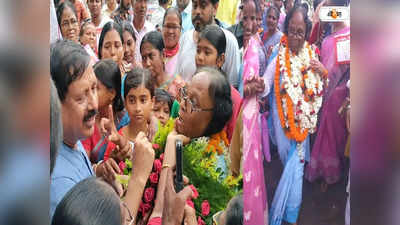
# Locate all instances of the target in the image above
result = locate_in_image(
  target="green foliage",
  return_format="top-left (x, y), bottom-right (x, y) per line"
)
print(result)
top-left (152, 118), bottom-right (175, 157)
top-left (183, 139), bottom-right (242, 224)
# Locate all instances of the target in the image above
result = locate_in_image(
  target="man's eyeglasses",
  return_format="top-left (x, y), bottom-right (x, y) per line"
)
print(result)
top-left (177, 86), bottom-right (213, 114)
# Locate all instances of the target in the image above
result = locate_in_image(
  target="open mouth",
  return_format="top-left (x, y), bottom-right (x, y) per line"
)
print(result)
top-left (83, 115), bottom-right (95, 128)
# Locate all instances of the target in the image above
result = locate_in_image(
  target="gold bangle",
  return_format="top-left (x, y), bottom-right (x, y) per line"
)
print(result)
top-left (162, 163), bottom-right (170, 169)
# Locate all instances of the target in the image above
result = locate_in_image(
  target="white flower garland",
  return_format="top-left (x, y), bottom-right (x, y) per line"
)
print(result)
top-left (278, 41), bottom-right (325, 134)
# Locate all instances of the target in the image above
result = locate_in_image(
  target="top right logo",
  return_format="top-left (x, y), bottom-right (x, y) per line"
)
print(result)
top-left (319, 6), bottom-right (350, 22)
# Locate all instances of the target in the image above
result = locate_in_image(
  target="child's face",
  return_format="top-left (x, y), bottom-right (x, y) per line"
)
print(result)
top-left (195, 38), bottom-right (225, 69)
top-left (125, 85), bottom-right (153, 125)
top-left (97, 80), bottom-right (115, 110)
top-left (153, 101), bottom-right (170, 125)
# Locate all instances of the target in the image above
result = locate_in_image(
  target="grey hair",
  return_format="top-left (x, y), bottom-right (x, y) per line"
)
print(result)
top-left (193, 66), bottom-right (232, 137)
top-left (50, 78), bottom-right (62, 175)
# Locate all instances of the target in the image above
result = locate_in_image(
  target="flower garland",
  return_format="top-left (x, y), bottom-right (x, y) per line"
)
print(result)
top-left (183, 131), bottom-right (242, 225)
top-left (117, 119), bottom-right (242, 224)
top-left (116, 118), bottom-right (176, 221)
top-left (274, 35), bottom-right (327, 143)
top-left (206, 131), bottom-right (229, 155)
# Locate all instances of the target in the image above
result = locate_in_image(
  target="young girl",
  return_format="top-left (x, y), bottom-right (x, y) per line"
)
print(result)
top-left (104, 68), bottom-right (156, 161)
top-left (140, 31), bottom-right (185, 98)
top-left (120, 20), bottom-right (139, 70)
top-left (81, 59), bottom-right (126, 163)
top-left (194, 24), bottom-right (242, 142)
top-left (98, 21), bottom-right (130, 76)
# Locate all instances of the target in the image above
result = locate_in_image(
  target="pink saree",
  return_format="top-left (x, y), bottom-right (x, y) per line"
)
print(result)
top-left (243, 36), bottom-right (269, 225)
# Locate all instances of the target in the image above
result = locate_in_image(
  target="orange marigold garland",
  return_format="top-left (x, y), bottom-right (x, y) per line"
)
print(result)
top-left (274, 35), bottom-right (325, 143)
top-left (206, 130), bottom-right (229, 155)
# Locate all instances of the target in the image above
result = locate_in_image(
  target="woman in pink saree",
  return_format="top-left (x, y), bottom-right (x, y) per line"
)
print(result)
top-left (305, 0), bottom-right (350, 189)
top-left (240, 0), bottom-right (270, 224)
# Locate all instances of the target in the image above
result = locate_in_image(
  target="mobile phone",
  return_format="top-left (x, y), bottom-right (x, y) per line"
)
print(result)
top-left (175, 139), bottom-right (184, 192)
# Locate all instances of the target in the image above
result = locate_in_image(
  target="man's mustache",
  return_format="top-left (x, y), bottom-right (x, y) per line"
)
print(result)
top-left (193, 15), bottom-right (201, 23)
top-left (83, 109), bottom-right (98, 122)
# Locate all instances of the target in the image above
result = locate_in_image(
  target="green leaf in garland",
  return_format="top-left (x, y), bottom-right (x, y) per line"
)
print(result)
top-left (182, 138), bottom-right (242, 224)
top-left (152, 118), bottom-right (175, 151)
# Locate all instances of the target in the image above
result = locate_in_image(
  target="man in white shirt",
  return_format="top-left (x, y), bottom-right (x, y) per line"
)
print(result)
top-left (173, 0), bottom-right (194, 33)
top-left (51, 0), bottom-right (62, 44)
top-left (102, 0), bottom-right (119, 18)
top-left (88, 0), bottom-right (113, 47)
top-left (148, 0), bottom-right (169, 30)
top-left (174, 0), bottom-right (240, 88)
top-left (131, 0), bottom-right (155, 64)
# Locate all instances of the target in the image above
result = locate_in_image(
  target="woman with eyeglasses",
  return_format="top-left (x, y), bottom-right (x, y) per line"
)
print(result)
top-left (162, 7), bottom-right (182, 78)
top-left (56, 1), bottom-right (80, 43)
top-left (261, 6), bottom-right (327, 225)
top-left (147, 67), bottom-right (235, 224)
top-left (194, 24), bottom-right (242, 142)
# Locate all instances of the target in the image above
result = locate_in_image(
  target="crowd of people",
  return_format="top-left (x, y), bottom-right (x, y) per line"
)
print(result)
top-left (50, 0), bottom-right (350, 225)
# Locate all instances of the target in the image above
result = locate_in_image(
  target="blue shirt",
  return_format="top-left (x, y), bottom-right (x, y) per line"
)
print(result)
top-left (180, 1), bottom-right (194, 33)
top-left (50, 141), bottom-right (94, 219)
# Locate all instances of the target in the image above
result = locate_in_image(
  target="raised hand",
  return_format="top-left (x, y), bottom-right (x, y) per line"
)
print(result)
top-left (100, 105), bottom-right (131, 161)
top-left (100, 105), bottom-right (120, 144)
